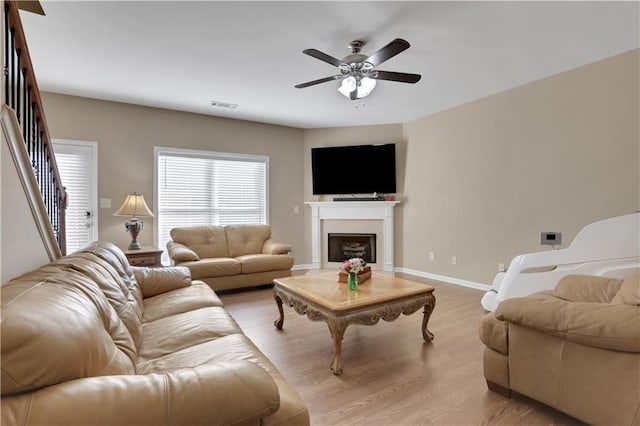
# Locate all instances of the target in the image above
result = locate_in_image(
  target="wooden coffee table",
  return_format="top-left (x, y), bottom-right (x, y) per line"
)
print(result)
top-left (273, 272), bottom-right (436, 375)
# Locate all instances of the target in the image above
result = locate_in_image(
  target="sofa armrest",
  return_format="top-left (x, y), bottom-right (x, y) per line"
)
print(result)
top-left (478, 313), bottom-right (509, 355)
top-left (496, 296), bottom-right (640, 352)
top-left (132, 266), bottom-right (192, 298)
top-left (1, 361), bottom-right (280, 426)
top-left (262, 238), bottom-right (291, 255)
top-left (167, 241), bottom-right (200, 262)
top-left (552, 274), bottom-right (623, 303)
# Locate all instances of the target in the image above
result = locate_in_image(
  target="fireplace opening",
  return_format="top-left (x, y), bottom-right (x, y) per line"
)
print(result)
top-left (328, 233), bottom-right (376, 264)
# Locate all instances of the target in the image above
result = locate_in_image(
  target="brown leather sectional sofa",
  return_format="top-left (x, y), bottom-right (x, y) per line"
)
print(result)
top-left (1, 241), bottom-right (309, 425)
top-left (167, 224), bottom-right (294, 291)
top-left (479, 272), bottom-right (640, 425)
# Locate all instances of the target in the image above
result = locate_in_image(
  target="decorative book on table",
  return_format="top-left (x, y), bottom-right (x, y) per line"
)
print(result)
top-left (338, 266), bottom-right (372, 284)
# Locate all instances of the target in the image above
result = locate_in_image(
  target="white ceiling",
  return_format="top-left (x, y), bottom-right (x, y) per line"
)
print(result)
top-left (20, 1), bottom-right (640, 129)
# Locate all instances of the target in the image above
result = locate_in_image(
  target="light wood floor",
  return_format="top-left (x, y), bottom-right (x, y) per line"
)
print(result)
top-left (219, 273), bottom-right (584, 425)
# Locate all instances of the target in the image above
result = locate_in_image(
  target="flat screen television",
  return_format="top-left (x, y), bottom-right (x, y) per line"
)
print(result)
top-left (311, 143), bottom-right (396, 195)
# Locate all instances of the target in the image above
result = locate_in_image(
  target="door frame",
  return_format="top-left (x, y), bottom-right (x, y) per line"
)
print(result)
top-left (52, 139), bottom-right (99, 244)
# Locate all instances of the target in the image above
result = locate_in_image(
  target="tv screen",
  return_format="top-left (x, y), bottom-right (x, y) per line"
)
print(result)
top-left (311, 143), bottom-right (397, 195)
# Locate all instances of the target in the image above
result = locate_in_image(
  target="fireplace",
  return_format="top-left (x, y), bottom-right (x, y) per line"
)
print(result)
top-left (328, 233), bottom-right (376, 264)
top-left (306, 201), bottom-right (399, 271)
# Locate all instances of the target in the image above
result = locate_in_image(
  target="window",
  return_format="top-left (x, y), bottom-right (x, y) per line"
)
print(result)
top-left (154, 147), bottom-right (268, 262)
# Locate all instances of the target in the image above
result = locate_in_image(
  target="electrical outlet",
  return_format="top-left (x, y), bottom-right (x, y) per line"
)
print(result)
top-left (451, 256), bottom-right (457, 265)
top-left (429, 252), bottom-right (435, 261)
top-left (100, 198), bottom-right (111, 208)
top-left (498, 262), bottom-right (505, 272)
top-left (293, 205), bottom-right (299, 214)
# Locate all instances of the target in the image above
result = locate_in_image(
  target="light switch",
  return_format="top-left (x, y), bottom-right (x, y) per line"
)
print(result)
top-left (293, 206), bottom-right (300, 214)
top-left (100, 198), bottom-right (111, 208)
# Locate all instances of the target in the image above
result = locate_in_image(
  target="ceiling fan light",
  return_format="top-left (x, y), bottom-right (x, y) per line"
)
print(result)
top-left (338, 76), bottom-right (376, 99)
top-left (338, 76), bottom-right (356, 97)
top-left (358, 77), bottom-right (376, 98)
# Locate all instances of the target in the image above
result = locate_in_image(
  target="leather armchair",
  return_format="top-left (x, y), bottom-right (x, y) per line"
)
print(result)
top-left (479, 272), bottom-right (640, 425)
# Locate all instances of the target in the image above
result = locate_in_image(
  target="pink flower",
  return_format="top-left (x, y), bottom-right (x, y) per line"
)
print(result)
top-left (339, 257), bottom-right (367, 274)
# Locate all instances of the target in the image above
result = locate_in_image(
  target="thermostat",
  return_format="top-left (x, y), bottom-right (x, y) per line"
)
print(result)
top-left (541, 232), bottom-right (562, 247)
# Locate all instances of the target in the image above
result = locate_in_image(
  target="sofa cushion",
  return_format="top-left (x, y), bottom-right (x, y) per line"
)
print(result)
top-left (496, 295), bottom-right (640, 352)
top-left (139, 307), bottom-right (243, 360)
top-left (170, 226), bottom-right (229, 259)
top-left (178, 258), bottom-right (241, 279)
top-left (82, 241), bottom-right (144, 313)
top-left (1, 274), bottom-right (135, 395)
top-left (142, 281), bottom-right (224, 322)
top-left (132, 266), bottom-right (192, 298)
top-left (237, 254), bottom-right (295, 274)
top-left (136, 333), bottom-right (309, 426)
top-left (226, 224), bottom-right (271, 257)
top-left (55, 253), bottom-right (143, 350)
top-left (611, 271), bottom-right (640, 306)
top-left (553, 274), bottom-right (624, 303)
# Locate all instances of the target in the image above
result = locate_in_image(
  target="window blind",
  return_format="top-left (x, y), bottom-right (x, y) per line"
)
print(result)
top-left (156, 148), bottom-right (268, 262)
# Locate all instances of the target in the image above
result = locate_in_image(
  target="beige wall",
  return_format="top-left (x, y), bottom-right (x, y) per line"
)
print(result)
top-left (401, 49), bottom-right (639, 284)
top-left (39, 93), bottom-right (306, 262)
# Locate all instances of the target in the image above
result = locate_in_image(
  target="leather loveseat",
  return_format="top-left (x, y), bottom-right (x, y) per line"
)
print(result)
top-left (1, 241), bottom-right (309, 425)
top-left (479, 272), bottom-right (640, 425)
top-left (167, 224), bottom-right (294, 291)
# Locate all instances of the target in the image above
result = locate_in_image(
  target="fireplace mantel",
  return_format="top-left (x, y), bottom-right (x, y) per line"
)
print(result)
top-left (305, 201), bottom-right (399, 271)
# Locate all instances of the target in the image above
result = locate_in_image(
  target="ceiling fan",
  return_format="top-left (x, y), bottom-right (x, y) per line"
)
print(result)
top-left (295, 38), bottom-right (421, 100)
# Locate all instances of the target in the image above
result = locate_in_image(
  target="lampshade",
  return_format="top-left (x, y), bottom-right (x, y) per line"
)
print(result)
top-left (114, 192), bottom-right (154, 250)
top-left (113, 192), bottom-right (154, 218)
top-left (338, 76), bottom-right (377, 99)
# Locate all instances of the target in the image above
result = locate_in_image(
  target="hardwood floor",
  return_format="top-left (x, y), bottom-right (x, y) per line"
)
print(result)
top-left (219, 273), bottom-right (584, 425)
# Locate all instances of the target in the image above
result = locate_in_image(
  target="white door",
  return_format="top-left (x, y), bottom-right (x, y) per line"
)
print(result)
top-left (52, 140), bottom-right (98, 253)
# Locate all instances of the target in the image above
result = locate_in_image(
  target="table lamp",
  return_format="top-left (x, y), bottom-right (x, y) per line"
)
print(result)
top-left (113, 192), bottom-right (155, 250)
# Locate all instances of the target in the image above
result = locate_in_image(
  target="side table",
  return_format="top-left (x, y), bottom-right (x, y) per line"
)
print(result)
top-left (123, 247), bottom-right (163, 267)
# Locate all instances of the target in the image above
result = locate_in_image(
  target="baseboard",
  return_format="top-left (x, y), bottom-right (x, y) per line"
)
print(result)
top-left (394, 267), bottom-right (491, 291)
top-left (292, 264), bottom-right (312, 271)
top-left (293, 264), bottom-right (491, 291)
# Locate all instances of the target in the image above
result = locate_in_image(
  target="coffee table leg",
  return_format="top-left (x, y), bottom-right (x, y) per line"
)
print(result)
top-left (327, 318), bottom-right (347, 375)
top-left (422, 295), bottom-right (436, 342)
top-left (274, 294), bottom-right (284, 330)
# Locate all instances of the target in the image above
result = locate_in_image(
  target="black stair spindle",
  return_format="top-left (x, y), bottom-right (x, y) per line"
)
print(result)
top-left (15, 48), bottom-right (21, 124)
top-left (25, 85), bottom-right (31, 154)
top-left (4, 5), bottom-right (9, 107)
top-left (9, 28), bottom-right (15, 110)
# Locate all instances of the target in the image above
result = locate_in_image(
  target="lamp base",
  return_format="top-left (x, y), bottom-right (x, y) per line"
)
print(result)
top-left (128, 240), bottom-right (142, 250)
top-left (125, 219), bottom-right (144, 250)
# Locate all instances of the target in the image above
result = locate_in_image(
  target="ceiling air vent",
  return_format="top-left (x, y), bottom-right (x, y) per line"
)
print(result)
top-left (210, 100), bottom-right (238, 109)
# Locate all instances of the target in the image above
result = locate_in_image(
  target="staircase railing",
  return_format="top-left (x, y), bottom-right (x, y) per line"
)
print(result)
top-left (3, 0), bottom-right (66, 255)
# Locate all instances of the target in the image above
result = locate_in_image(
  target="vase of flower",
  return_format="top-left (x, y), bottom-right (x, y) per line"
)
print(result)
top-left (347, 272), bottom-right (358, 290)
top-left (340, 257), bottom-right (367, 291)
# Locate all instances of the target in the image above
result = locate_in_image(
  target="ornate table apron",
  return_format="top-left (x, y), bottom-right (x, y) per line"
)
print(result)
top-left (273, 285), bottom-right (436, 375)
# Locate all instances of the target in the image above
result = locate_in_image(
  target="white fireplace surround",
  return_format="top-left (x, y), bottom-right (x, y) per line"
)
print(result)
top-left (305, 201), bottom-right (399, 272)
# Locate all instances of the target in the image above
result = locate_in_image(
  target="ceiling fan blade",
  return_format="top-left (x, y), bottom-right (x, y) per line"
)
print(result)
top-left (366, 38), bottom-right (410, 67)
top-left (295, 75), bottom-right (343, 89)
top-left (18, 1), bottom-right (45, 15)
top-left (303, 49), bottom-right (348, 68)
top-left (373, 70), bottom-right (422, 84)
